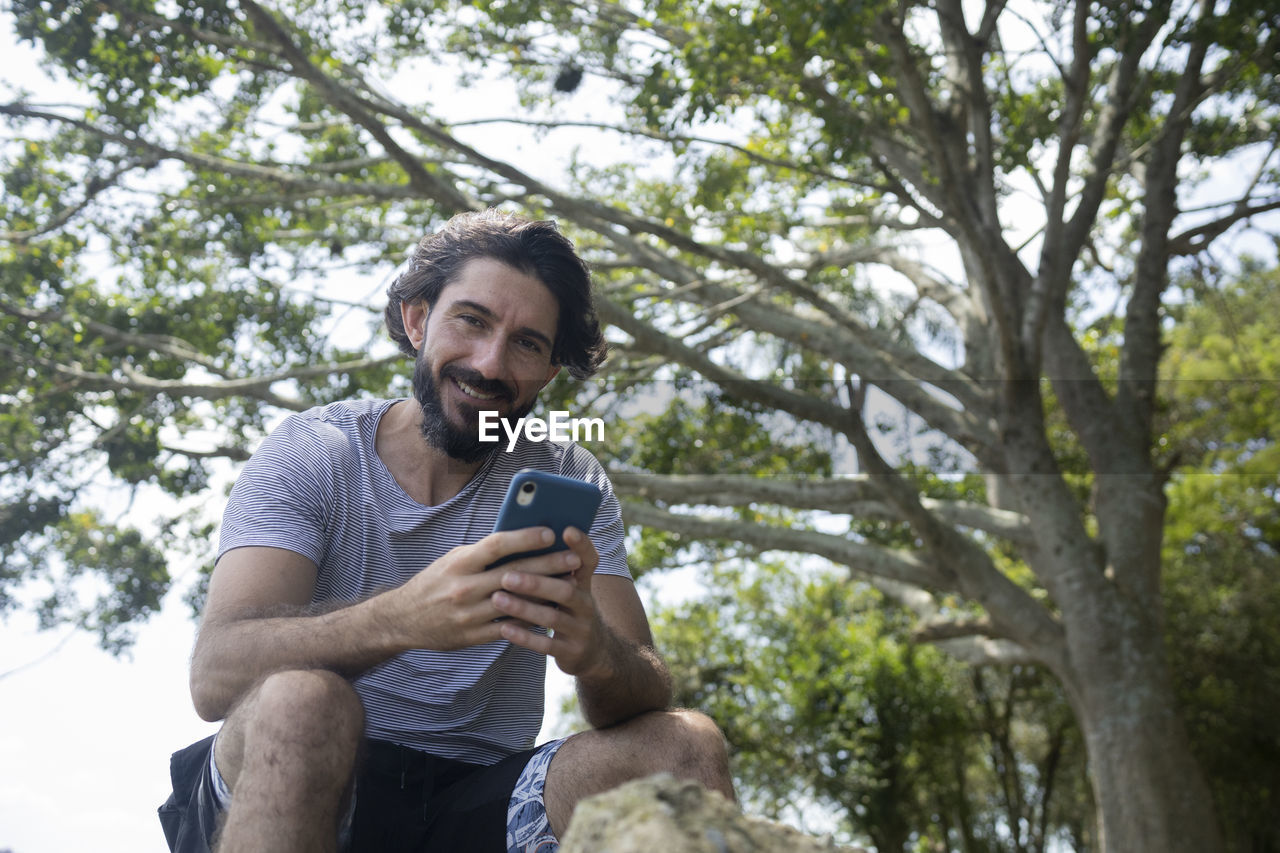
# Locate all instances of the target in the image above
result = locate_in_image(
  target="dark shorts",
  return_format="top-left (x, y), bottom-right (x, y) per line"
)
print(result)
top-left (157, 735), bottom-right (553, 853)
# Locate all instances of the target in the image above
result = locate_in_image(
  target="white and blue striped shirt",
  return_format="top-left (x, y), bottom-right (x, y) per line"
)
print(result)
top-left (217, 398), bottom-right (630, 764)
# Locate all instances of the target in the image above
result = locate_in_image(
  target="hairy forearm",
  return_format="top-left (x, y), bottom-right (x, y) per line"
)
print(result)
top-left (575, 631), bottom-right (673, 729)
top-left (189, 597), bottom-right (401, 721)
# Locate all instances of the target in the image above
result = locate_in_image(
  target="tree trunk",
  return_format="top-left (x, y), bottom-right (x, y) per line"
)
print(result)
top-left (1066, 594), bottom-right (1223, 853)
top-left (1001, 369), bottom-right (1226, 853)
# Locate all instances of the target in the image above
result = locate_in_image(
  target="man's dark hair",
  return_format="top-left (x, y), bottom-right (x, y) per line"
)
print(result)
top-left (385, 209), bottom-right (607, 379)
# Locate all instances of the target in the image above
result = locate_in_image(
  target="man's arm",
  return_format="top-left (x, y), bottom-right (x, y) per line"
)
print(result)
top-left (190, 527), bottom-right (569, 721)
top-left (572, 574), bottom-right (674, 728)
top-left (190, 545), bottom-right (392, 721)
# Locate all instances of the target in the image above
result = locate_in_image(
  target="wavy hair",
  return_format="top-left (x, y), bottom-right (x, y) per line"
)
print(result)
top-left (385, 210), bottom-right (607, 379)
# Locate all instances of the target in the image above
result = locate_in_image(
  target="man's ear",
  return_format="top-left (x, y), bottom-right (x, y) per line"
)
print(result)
top-left (401, 300), bottom-right (430, 352)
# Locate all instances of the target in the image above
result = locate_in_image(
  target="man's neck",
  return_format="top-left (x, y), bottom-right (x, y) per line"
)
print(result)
top-left (375, 399), bottom-right (488, 506)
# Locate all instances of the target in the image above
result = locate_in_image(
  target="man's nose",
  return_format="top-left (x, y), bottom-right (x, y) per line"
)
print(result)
top-left (470, 336), bottom-right (508, 378)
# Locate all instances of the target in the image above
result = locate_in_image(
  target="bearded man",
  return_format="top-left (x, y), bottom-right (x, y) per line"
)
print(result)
top-left (158, 210), bottom-right (734, 853)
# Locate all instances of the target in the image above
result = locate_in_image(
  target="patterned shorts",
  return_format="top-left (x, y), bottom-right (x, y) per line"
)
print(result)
top-left (506, 738), bottom-right (566, 853)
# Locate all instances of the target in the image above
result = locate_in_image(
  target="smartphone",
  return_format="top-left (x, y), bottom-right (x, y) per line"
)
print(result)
top-left (488, 469), bottom-right (603, 569)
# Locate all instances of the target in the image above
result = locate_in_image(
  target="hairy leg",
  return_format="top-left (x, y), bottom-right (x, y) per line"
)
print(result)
top-left (212, 669), bottom-right (364, 853)
top-left (542, 709), bottom-right (735, 838)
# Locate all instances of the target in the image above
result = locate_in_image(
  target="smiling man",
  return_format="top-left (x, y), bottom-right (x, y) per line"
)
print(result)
top-left (157, 211), bottom-right (734, 853)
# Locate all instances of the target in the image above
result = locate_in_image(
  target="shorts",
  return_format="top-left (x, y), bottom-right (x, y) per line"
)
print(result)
top-left (157, 735), bottom-right (565, 853)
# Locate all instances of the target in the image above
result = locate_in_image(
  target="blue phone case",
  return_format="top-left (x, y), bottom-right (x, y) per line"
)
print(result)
top-left (489, 469), bottom-right (603, 568)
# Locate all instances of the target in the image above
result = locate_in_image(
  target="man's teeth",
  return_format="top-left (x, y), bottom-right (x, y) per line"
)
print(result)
top-left (456, 379), bottom-right (499, 400)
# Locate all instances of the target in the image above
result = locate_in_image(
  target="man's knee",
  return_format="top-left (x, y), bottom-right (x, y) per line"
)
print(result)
top-left (635, 709), bottom-right (734, 799)
top-left (216, 669), bottom-right (364, 789)
top-left (662, 709), bottom-right (729, 762)
top-left (250, 669), bottom-right (364, 736)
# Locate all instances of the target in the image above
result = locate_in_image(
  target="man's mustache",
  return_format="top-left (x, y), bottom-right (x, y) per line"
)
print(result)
top-left (440, 365), bottom-right (515, 403)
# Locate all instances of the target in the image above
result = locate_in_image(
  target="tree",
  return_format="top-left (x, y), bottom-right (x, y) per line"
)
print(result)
top-left (654, 561), bottom-right (1092, 853)
top-left (652, 262), bottom-right (1280, 853)
top-left (1, 1), bottom-right (1277, 849)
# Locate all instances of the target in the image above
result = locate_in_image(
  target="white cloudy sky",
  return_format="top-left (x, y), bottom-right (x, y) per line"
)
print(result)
top-left (0, 605), bottom-right (219, 853)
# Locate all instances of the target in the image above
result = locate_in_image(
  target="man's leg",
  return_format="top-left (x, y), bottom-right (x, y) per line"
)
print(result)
top-left (211, 669), bottom-right (364, 853)
top-left (541, 709), bottom-right (735, 839)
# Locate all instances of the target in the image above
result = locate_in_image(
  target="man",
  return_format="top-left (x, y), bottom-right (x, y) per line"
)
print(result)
top-left (158, 210), bottom-right (734, 853)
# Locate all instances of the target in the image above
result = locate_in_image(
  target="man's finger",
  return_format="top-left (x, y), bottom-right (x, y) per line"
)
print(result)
top-left (492, 588), bottom-right (568, 627)
top-left (561, 527), bottom-right (598, 589)
top-left (464, 527), bottom-right (556, 570)
top-left (499, 620), bottom-right (556, 656)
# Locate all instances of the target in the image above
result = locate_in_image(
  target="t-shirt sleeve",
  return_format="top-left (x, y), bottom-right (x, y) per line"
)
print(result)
top-left (217, 413), bottom-right (338, 566)
top-left (557, 445), bottom-right (631, 581)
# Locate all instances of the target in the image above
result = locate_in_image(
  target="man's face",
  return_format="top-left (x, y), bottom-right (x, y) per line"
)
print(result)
top-left (407, 257), bottom-right (561, 462)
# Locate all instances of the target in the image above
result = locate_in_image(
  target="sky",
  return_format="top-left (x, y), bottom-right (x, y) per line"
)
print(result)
top-left (0, 605), bottom-right (218, 852)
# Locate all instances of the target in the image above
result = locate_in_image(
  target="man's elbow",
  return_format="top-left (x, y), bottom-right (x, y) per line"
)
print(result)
top-left (189, 669), bottom-right (229, 722)
top-left (188, 646), bottom-right (234, 722)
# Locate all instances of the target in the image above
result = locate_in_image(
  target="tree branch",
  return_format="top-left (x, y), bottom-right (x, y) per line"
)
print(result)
top-left (912, 616), bottom-right (999, 644)
top-left (608, 469), bottom-right (1035, 545)
top-left (932, 636), bottom-right (1039, 666)
top-left (620, 499), bottom-right (947, 590)
top-left (1168, 197), bottom-right (1280, 256)
top-left (842, 378), bottom-right (1065, 663)
top-left (448, 117), bottom-right (865, 189)
top-left (595, 296), bottom-right (855, 435)
top-left (239, 0), bottom-right (475, 213)
top-left (1042, 316), bottom-right (1127, 477)
top-left (1117, 0), bottom-right (1214, 444)
top-left (803, 243), bottom-right (971, 328)
top-left (668, 278), bottom-right (999, 455)
top-left (0, 103), bottom-right (420, 204)
top-left (1052, 7), bottom-right (1168, 301)
top-left (1022, 0), bottom-right (1095, 364)
top-left (43, 355), bottom-right (397, 411)
top-left (936, 0), bottom-right (1000, 227)
top-left (0, 156), bottom-right (155, 242)
top-left (0, 299), bottom-right (230, 377)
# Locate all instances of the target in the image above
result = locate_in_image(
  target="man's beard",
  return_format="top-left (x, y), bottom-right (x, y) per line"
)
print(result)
top-left (412, 356), bottom-right (534, 463)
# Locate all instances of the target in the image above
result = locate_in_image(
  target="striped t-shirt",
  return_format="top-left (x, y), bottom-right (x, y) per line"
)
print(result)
top-left (217, 398), bottom-right (631, 764)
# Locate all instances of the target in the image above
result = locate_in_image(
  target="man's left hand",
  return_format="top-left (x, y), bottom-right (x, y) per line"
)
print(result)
top-left (490, 527), bottom-right (613, 679)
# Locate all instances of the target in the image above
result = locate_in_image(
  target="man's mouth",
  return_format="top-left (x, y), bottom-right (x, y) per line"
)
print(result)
top-left (454, 378), bottom-right (502, 401)
top-left (443, 366), bottom-right (516, 406)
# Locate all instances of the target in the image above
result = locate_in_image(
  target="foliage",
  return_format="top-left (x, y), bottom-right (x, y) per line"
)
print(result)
top-left (1, 1), bottom-right (1277, 848)
top-left (655, 562), bottom-right (1092, 852)
top-left (1158, 262), bottom-right (1280, 852)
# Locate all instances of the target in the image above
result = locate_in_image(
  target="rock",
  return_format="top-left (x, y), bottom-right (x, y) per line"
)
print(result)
top-left (558, 774), bottom-right (867, 853)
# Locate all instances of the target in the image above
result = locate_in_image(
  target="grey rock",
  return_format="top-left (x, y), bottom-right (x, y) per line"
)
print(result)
top-left (559, 774), bottom-right (867, 853)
